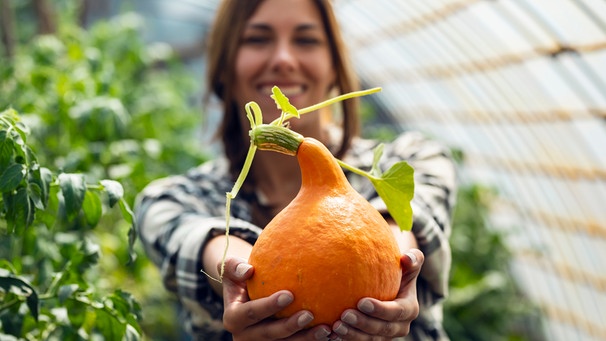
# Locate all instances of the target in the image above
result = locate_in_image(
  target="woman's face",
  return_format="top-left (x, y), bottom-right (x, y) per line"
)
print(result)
top-left (234, 0), bottom-right (336, 130)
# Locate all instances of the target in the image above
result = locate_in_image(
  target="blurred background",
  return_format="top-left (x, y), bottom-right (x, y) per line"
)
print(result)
top-left (1, 0), bottom-right (605, 340)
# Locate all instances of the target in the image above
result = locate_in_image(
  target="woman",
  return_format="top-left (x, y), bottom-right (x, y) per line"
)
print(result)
top-left (135, 0), bottom-right (456, 340)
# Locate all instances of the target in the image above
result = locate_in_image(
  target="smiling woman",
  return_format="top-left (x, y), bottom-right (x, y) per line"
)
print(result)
top-left (233, 0), bottom-right (335, 126)
top-left (135, 0), bottom-right (456, 340)
top-left (206, 0), bottom-right (361, 178)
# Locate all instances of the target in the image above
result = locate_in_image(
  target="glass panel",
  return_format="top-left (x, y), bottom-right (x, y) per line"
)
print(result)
top-left (519, 0), bottom-right (606, 45)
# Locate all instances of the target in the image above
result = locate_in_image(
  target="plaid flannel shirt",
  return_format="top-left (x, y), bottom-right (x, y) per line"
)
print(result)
top-left (135, 130), bottom-right (457, 341)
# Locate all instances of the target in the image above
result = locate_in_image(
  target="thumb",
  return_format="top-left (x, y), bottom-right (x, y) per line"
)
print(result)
top-left (220, 256), bottom-right (254, 282)
top-left (220, 257), bottom-right (253, 304)
top-left (400, 248), bottom-right (424, 286)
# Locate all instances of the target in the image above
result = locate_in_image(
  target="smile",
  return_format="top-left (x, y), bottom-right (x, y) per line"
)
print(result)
top-left (259, 85), bottom-right (305, 97)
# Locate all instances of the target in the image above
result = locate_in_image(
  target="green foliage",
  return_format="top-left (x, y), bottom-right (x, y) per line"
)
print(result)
top-left (0, 108), bottom-right (141, 339)
top-left (1, 9), bottom-right (208, 340)
top-left (444, 184), bottom-right (545, 341)
top-left (1, 12), bottom-right (207, 199)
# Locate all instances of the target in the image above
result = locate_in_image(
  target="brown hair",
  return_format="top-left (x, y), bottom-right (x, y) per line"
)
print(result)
top-left (205, 0), bottom-right (360, 177)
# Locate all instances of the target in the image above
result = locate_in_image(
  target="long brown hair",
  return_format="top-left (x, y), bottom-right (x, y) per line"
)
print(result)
top-left (205, 0), bottom-right (360, 178)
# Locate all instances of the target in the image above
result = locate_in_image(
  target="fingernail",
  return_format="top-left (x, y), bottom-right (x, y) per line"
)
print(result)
top-left (235, 263), bottom-right (252, 278)
top-left (277, 293), bottom-right (293, 307)
top-left (334, 322), bottom-right (348, 336)
top-left (358, 299), bottom-right (374, 313)
top-left (314, 327), bottom-right (330, 340)
top-left (406, 251), bottom-right (418, 265)
top-left (341, 311), bottom-right (357, 325)
top-left (298, 312), bottom-right (314, 328)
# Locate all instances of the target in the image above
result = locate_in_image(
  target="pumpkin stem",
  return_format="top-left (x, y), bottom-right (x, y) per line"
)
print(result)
top-left (250, 124), bottom-right (304, 155)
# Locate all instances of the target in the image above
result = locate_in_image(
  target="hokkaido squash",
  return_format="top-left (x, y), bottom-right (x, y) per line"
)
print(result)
top-left (247, 136), bottom-right (402, 327)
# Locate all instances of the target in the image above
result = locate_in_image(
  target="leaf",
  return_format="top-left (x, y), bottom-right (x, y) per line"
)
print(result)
top-left (271, 86), bottom-right (299, 120)
top-left (65, 297), bottom-right (88, 329)
top-left (28, 166), bottom-right (52, 209)
top-left (73, 238), bottom-right (100, 271)
top-left (0, 163), bottom-right (26, 192)
top-left (0, 271), bottom-right (39, 321)
top-left (36, 185), bottom-right (59, 229)
top-left (371, 143), bottom-right (384, 177)
top-left (4, 187), bottom-right (33, 235)
top-left (58, 284), bottom-right (80, 304)
top-left (82, 190), bottom-right (103, 226)
top-left (100, 179), bottom-right (124, 207)
top-left (0, 130), bottom-right (14, 168)
top-left (370, 161), bottom-right (415, 231)
top-left (119, 199), bottom-right (138, 264)
top-left (107, 290), bottom-right (142, 327)
top-left (94, 308), bottom-right (127, 340)
top-left (27, 182), bottom-right (44, 210)
top-left (58, 173), bottom-right (86, 221)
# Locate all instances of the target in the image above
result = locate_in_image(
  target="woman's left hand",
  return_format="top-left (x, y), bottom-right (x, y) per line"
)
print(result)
top-left (331, 249), bottom-right (424, 340)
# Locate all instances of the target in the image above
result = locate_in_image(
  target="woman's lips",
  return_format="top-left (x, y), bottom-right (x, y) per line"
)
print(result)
top-left (258, 84), bottom-right (305, 97)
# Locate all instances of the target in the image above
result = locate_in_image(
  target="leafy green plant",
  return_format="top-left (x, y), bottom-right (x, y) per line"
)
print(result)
top-left (444, 183), bottom-right (545, 341)
top-left (1, 8), bottom-right (209, 340)
top-left (0, 108), bottom-right (141, 339)
top-left (1, 12), bottom-right (207, 200)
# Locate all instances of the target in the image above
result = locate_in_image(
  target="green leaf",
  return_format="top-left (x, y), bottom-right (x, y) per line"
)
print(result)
top-left (82, 190), bottom-right (103, 226)
top-left (94, 308), bottom-right (127, 340)
top-left (0, 270), bottom-right (39, 321)
top-left (271, 86), bottom-right (299, 120)
top-left (58, 284), bottom-right (80, 304)
top-left (65, 297), bottom-right (88, 329)
top-left (28, 166), bottom-right (52, 209)
top-left (0, 130), bottom-right (14, 168)
top-left (106, 290), bottom-right (142, 331)
top-left (73, 238), bottom-right (100, 271)
top-left (4, 187), bottom-right (33, 235)
top-left (36, 185), bottom-right (59, 229)
top-left (0, 163), bottom-right (26, 192)
top-left (371, 143), bottom-right (384, 177)
top-left (39, 167), bottom-right (53, 203)
top-left (58, 173), bottom-right (86, 221)
top-left (370, 161), bottom-right (415, 231)
top-left (100, 179), bottom-right (124, 207)
top-left (119, 199), bottom-right (138, 264)
top-left (27, 182), bottom-right (44, 210)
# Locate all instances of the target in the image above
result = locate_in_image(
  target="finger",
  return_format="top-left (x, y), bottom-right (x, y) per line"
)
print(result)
top-left (221, 257), bottom-right (253, 306)
top-left (222, 257), bottom-right (295, 333)
top-left (348, 298), bottom-right (418, 337)
top-left (249, 311), bottom-right (332, 340)
top-left (335, 309), bottom-right (407, 339)
top-left (400, 249), bottom-right (424, 288)
top-left (335, 249), bottom-right (424, 338)
top-left (224, 288), bottom-right (295, 331)
top-left (333, 319), bottom-right (391, 340)
top-left (360, 249), bottom-right (423, 321)
top-left (220, 256), bottom-right (254, 282)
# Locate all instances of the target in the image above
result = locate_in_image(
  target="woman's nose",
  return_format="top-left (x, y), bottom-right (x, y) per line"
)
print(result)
top-left (270, 41), bottom-right (297, 72)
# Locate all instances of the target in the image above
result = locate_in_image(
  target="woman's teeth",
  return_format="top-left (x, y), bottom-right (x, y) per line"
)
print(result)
top-left (260, 85), bottom-right (303, 96)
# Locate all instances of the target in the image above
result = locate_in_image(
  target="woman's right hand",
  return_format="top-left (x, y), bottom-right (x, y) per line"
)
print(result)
top-left (220, 257), bottom-right (332, 340)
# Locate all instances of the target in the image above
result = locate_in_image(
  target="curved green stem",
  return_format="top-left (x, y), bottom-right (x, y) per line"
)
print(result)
top-left (203, 144), bottom-right (258, 283)
top-left (337, 159), bottom-right (377, 181)
top-left (228, 144), bottom-right (258, 200)
top-left (269, 87), bottom-right (382, 126)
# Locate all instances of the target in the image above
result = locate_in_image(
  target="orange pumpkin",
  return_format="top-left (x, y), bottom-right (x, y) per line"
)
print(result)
top-left (247, 137), bottom-right (402, 327)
